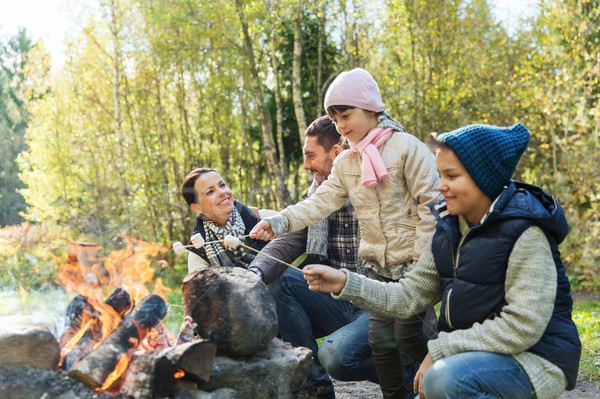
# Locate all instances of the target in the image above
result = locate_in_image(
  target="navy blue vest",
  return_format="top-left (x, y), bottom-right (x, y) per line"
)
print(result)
top-left (432, 210), bottom-right (581, 390)
top-left (187, 200), bottom-right (268, 265)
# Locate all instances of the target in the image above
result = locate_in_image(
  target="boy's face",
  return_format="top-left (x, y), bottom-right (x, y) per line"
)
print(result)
top-left (191, 171), bottom-right (234, 226)
top-left (436, 148), bottom-right (492, 224)
top-left (303, 136), bottom-right (340, 186)
top-left (330, 108), bottom-right (378, 143)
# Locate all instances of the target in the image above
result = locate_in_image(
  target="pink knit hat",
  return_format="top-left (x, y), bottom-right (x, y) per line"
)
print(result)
top-left (324, 68), bottom-right (385, 113)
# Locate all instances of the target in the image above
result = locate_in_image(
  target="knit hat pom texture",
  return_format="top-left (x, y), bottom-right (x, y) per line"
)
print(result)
top-left (438, 123), bottom-right (530, 200)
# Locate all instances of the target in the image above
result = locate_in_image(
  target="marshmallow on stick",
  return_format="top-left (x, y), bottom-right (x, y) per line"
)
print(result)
top-left (223, 235), bottom-right (242, 249)
top-left (190, 233), bottom-right (205, 248)
top-left (172, 241), bottom-right (185, 254)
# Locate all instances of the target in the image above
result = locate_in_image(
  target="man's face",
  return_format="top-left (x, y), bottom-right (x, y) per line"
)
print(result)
top-left (303, 136), bottom-right (338, 186)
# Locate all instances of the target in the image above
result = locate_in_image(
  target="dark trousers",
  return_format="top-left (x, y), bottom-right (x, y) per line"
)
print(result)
top-left (368, 270), bottom-right (438, 399)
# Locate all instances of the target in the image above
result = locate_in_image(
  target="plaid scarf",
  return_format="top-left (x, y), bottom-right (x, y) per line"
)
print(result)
top-left (202, 206), bottom-right (256, 268)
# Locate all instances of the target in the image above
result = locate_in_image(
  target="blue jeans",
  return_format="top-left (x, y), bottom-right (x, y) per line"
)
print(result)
top-left (268, 267), bottom-right (378, 395)
top-left (419, 352), bottom-right (536, 399)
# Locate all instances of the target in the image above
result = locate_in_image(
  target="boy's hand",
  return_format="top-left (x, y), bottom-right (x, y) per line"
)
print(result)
top-left (414, 352), bottom-right (434, 399)
top-left (250, 220), bottom-right (274, 241)
top-left (303, 264), bottom-right (348, 294)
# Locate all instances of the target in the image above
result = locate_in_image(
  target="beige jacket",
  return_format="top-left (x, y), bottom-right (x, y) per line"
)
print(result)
top-left (281, 130), bottom-right (440, 278)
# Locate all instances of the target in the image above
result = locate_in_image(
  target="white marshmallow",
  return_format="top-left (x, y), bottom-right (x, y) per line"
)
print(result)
top-left (190, 233), bottom-right (205, 248)
top-left (223, 235), bottom-right (241, 249)
top-left (172, 241), bottom-right (185, 255)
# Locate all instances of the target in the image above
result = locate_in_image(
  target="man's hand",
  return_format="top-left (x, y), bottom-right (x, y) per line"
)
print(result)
top-left (302, 264), bottom-right (348, 294)
top-left (250, 220), bottom-right (274, 241)
top-left (414, 352), bottom-right (434, 399)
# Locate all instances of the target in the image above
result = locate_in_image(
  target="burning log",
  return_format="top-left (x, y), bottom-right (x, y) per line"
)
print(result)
top-left (61, 289), bottom-right (134, 370)
top-left (155, 339), bottom-right (216, 382)
top-left (112, 353), bottom-right (176, 399)
top-left (55, 294), bottom-right (97, 348)
top-left (69, 294), bottom-right (168, 389)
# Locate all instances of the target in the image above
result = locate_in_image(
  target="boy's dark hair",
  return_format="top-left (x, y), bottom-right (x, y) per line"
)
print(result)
top-left (304, 115), bottom-right (344, 151)
top-left (181, 167), bottom-right (217, 206)
top-left (426, 132), bottom-right (451, 154)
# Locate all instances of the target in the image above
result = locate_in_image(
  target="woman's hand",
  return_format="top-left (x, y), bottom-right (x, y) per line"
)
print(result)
top-left (303, 264), bottom-right (348, 294)
top-left (250, 220), bottom-right (274, 241)
top-left (414, 352), bottom-right (434, 399)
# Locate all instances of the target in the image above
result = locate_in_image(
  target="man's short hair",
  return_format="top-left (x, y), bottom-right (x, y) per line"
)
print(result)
top-left (304, 115), bottom-right (344, 151)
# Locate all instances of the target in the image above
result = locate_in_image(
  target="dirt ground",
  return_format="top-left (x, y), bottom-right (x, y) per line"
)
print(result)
top-left (331, 378), bottom-right (600, 398)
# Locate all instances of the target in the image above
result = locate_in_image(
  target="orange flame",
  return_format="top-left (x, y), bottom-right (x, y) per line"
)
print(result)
top-left (174, 368), bottom-right (185, 379)
top-left (98, 353), bottom-right (131, 391)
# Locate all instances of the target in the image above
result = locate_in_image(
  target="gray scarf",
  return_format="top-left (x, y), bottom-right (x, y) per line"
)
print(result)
top-left (202, 206), bottom-right (255, 268)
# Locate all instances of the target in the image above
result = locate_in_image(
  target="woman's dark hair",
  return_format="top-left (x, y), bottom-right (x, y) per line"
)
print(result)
top-left (181, 167), bottom-right (217, 206)
top-left (426, 132), bottom-right (451, 154)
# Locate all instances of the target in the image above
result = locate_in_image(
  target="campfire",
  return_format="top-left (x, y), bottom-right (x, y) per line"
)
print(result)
top-left (53, 236), bottom-right (216, 398)
top-left (1, 234), bottom-right (314, 399)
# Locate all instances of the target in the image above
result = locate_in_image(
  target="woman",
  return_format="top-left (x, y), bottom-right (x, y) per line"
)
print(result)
top-left (181, 167), bottom-right (271, 275)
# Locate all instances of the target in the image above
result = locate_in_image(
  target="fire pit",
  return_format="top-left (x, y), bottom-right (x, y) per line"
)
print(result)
top-left (0, 237), bottom-right (313, 399)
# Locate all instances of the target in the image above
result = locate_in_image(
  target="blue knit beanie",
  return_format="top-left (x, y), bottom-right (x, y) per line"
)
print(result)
top-left (438, 123), bottom-right (530, 200)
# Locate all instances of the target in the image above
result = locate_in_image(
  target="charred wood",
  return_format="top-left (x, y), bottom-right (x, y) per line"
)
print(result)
top-left (69, 295), bottom-right (168, 388)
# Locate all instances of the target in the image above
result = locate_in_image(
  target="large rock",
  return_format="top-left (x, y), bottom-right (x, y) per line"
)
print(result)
top-left (0, 315), bottom-right (60, 370)
top-left (199, 338), bottom-right (312, 399)
top-left (182, 267), bottom-right (277, 357)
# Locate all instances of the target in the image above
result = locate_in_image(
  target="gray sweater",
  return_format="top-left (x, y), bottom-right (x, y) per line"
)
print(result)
top-left (334, 216), bottom-right (568, 399)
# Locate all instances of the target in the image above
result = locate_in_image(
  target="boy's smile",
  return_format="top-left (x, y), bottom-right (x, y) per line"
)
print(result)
top-left (436, 148), bottom-right (492, 224)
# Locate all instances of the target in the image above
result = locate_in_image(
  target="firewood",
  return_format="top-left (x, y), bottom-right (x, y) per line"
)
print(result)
top-left (69, 294), bottom-right (168, 388)
top-left (55, 294), bottom-right (97, 348)
top-left (61, 289), bottom-right (134, 370)
top-left (111, 353), bottom-right (176, 399)
top-left (155, 339), bottom-right (216, 383)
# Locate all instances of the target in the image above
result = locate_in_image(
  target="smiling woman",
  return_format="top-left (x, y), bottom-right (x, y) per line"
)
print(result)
top-left (180, 168), bottom-right (271, 275)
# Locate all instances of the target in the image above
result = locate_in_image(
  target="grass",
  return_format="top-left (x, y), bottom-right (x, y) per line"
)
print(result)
top-left (572, 299), bottom-right (600, 382)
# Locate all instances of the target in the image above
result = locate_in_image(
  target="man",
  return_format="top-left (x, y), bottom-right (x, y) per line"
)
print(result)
top-left (248, 116), bottom-right (377, 398)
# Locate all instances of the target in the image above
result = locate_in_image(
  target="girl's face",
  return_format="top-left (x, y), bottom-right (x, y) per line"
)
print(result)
top-left (436, 148), bottom-right (492, 224)
top-left (191, 171), bottom-right (234, 226)
top-left (330, 108), bottom-right (378, 143)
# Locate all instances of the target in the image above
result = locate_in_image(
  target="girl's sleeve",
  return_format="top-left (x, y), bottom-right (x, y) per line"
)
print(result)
top-left (427, 226), bottom-right (557, 361)
top-left (335, 237), bottom-right (442, 317)
top-left (280, 157), bottom-right (350, 232)
top-left (402, 135), bottom-right (441, 259)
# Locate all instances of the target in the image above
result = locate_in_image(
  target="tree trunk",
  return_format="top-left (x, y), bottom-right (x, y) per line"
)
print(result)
top-left (316, 1), bottom-right (327, 118)
top-left (234, 0), bottom-right (292, 207)
top-left (270, 27), bottom-right (286, 179)
top-left (293, 0), bottom-right (307, 145)
top-left (108, 0), bottom-right (129, 213)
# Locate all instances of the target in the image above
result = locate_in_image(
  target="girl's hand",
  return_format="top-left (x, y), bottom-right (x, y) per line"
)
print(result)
top-left (250, 220), bottom-right (274, 241)
top-left (303, 264), bottom-right (348, 294)
top-left (414, 352), bottom-right (434, 399)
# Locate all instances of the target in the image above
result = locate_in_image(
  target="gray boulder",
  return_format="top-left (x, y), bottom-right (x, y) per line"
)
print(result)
top-left (0, 315), bottom-right (60, 370)
top-left (199, 338), bottom-right (313, 399)
top-left (182, 267), bottom-right (277, 357)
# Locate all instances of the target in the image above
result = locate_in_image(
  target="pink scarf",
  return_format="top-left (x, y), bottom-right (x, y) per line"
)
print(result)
top-left (350, 127), bottom-right (394, 187)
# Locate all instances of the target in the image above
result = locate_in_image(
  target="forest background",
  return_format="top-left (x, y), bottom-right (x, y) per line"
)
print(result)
top-left (1, 0), bottom-right (599, 305)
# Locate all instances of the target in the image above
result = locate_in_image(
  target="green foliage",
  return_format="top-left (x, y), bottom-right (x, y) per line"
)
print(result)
top-left (0, 0), bottom-right (596, 288)
top-left (0, 222), bottom-right (72, 289)
top-left (0, 29), bottom-right (33, 227)
top-left (572, 299), bottom-right (600, 381)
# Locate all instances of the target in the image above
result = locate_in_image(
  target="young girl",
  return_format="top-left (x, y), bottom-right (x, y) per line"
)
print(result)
top-left (251, 68), bottom-right (441, 399)
top-left (181, 167), bottom-right (270, 275)
top-left (303, 123), bottom-right (581, 399)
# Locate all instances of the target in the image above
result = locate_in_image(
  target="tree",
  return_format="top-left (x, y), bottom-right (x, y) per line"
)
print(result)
top-left (0, 29), bottom-right (32, 226)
